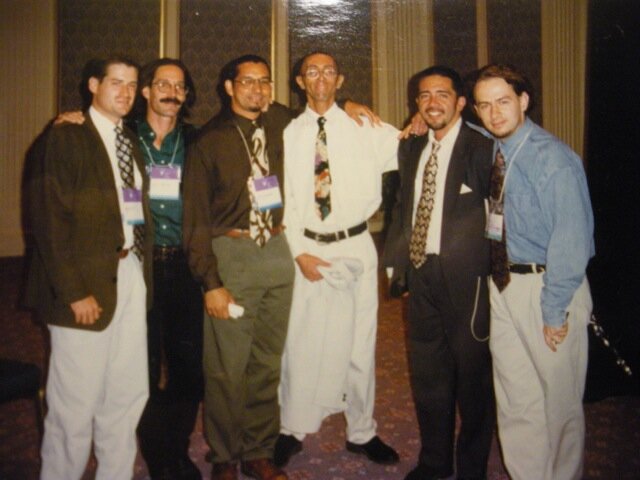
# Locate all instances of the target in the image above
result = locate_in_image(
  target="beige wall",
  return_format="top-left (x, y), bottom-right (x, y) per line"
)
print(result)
top-left (0, 0), bottom-right (56, 257)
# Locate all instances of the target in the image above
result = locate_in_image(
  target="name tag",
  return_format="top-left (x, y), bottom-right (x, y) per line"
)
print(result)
top-left (485, 197), bottom-right (505, 241)
top-left (248, 175), bottom-right (282, 211)
top-left (122, 187), bottom-right (144, 225)
top-left (149, 165), bottom-right (181, 200)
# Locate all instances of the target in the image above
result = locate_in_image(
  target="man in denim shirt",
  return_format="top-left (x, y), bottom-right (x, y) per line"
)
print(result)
top-left (472, 64), bottom-right (594, 480)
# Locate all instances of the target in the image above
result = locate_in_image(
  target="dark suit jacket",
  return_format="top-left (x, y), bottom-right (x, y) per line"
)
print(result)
top-left (383, 123), bottom-right (493, 300)
top-left (25, 116), bottom-right (153, 331)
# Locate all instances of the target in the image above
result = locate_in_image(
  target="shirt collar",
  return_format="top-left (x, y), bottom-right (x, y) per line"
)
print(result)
top-left (137, 119), bottom-right (181, 151)
top-left (234, 112), bottom-right (262, 137)
top-left (498, 117), bottom-right (533, 156)
top-left (89, 106), bottom-right (122, 138)
top-left (428, 117), bottom-right (462, 149)
top-left (304, 102), bottom-right (339, 123)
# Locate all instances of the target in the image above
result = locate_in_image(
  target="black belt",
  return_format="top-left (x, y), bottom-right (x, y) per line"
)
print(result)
top-left (153, 245), bottom-right (184, 262)
top-left (303, 222), bottom-right (368, 244)
top-left (509, 263), bottom-right (546, 274)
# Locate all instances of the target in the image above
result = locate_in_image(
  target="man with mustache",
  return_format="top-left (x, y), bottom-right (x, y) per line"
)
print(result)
top-left (384, 66), bottom-right (494, 480)
top-left (133, 58), bottom-right (203, 480)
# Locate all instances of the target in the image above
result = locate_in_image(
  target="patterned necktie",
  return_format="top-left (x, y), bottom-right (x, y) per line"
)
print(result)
top-left (490, 149), bottom-right (510, 291)
top-left (409, 141), bottom-right (441, 268)
top-left (115, 125), bottom-right (144, 261)
top-left (315, 116), bottom-right (332, 220)
top-left (248, 122), bottom-right (272, 247)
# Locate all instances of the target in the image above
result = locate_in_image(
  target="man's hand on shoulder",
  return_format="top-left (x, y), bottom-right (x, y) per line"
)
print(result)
top-left (295, 253), bottom-right (331, 282)
top-left (54, 111), bottom-right (85, 126)
top-left (344, 100), bottom-right (381, 127)
top-left (70, 295), bottom-right (102, 325)
top-left (204, 287), bottom-right (235, 320)
top-left (398, 112), bottom-right (428, 139)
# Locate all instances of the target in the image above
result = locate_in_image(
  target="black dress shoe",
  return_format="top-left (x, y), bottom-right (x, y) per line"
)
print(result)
top-left (151, 466), bottom-right (175, 480)
top-left (345, 436), bottom-right (399, 465)
top-left (273, 434), bottom-right (303, 467)
top-left (403, 463), bottom-right (453, 480)
top-left (176, 455), bottom-right (202, 479)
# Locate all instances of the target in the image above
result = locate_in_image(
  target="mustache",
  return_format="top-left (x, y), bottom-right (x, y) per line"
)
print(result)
top-left (159, 98), bottom-right (183, 106)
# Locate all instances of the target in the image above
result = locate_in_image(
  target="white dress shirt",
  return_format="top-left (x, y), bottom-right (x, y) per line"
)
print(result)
top-left (412, 117), bottom-right (463, 255)
top-left (89, 107), bottom-right (142, 249)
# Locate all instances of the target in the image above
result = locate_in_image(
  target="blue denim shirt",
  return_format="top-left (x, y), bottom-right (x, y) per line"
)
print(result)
top-left (499, 118), bottom-right (595, 327)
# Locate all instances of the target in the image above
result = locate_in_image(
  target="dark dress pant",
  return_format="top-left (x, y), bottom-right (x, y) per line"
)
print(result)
top-left (137, 249), bottom-right (204, 476)
top-left (407, 255), bottom-right (494, 479)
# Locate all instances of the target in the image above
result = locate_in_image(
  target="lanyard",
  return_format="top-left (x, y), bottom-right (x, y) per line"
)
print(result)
top-left (234, 122), bottom-right (269, 175)
top-left (498, 126), bottom-right (533, 203)
top-left (234, 123), bottom-right (254, 163)
top-left (140, 130), bottom-right (181, 167)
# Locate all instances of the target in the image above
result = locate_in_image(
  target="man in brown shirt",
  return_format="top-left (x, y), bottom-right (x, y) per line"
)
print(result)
top-left (183, 55), bottom-right (293, 480)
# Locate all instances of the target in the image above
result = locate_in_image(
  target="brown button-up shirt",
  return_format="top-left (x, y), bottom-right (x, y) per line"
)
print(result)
top-left (183, 104), bottom-right (293, 290)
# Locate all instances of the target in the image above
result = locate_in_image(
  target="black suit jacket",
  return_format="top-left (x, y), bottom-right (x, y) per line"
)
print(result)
top-left (25, 116), bottom-right (154, 331)
top-left (383, 123), bottom-right (493, 299)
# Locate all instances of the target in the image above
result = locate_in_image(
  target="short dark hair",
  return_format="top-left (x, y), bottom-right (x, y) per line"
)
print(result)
top-left (296, 51), bottom-right (341, 76)
top-left (133, 57), bottom-right (196, 119)
top-left (78, 54), bottom-right (139, 110)
top-left (215, 55), bottom-right (270, 113)
top-left (412, 65), bottom-right (464, 98)
top-left (471, 63), bottom-right (535, 112)
top-left (220, 54), bottom-right (271, 84)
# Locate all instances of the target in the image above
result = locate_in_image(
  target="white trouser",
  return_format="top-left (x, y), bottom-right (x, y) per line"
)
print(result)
top-left (280, 232), bottom-right (378, 444)
top-left (489, 273), bottom-right (590, 480)
top-left (41, 254), bottom-right (148, 480)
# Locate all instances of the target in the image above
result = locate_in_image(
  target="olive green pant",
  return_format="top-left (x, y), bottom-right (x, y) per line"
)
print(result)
top-left (204, 233), bottom-right (294, 463)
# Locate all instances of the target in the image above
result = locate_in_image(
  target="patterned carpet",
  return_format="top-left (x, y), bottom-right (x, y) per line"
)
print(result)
top-left (1, 255), bottom-right (639, 480)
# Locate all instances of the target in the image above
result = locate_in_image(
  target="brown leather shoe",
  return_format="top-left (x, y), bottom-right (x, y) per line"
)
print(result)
top-left (241, 458), bottom-right (287, 480)
top-left (211, 462), bottom-right (238, 480)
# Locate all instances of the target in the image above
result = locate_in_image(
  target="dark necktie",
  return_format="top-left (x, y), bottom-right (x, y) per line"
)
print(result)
top-left (409, 141), bottom-right (441, 268)
top-left (248, 122), bottom-right (272, 247)
top-left (490, 149), bottom-right (510, 291)
top-left (115, 126), bottom-right (144, 261)
top-left (315, 116), bottom-right (332, 220)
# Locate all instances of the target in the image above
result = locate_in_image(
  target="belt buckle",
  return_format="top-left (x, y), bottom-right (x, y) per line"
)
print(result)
top-left (315, 232), bottom-right (331, 244)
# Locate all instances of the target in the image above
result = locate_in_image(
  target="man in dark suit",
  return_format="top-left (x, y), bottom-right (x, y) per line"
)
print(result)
top-left (383, 66), bottom-right (494, 480)
top-left (26, 55), bottom-right (153, 479)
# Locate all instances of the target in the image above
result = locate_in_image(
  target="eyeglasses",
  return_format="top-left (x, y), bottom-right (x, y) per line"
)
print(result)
top-left (152, 80), bottom-right (188, 95)
top-left (303, 68), bottom-right (338, 79)
top-left (234, 77), bottom-right (272, 88)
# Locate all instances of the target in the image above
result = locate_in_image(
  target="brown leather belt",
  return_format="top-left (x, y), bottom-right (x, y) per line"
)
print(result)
top-left (117, 248), bottom-right (130, 259)
top-left (224, 225), bottom-right (285, 239)
top-left (153, 245), bottom-right (184, 262)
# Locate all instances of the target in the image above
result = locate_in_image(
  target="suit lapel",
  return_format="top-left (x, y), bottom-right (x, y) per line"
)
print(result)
top-left (402, 135), bottom-right (429, 239)
top-left (442, 125), bottom-right (469, 224)
top-left (83, 116), bottom-right (123, 224)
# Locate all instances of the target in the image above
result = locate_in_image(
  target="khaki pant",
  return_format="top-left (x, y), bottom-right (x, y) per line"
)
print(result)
top-left (41, 255), bottom-right (148, 480)
top-left (490, 273), bottom-right (591, 480)
top-left (203, 233), bottom-right (294, 463)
